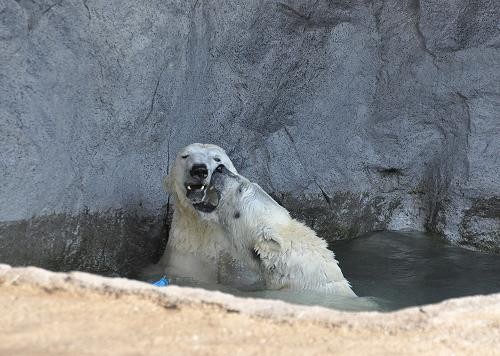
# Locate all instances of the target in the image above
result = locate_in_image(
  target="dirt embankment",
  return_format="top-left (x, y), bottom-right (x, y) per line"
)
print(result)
top-left (0, 265), bottom-right (499, 356)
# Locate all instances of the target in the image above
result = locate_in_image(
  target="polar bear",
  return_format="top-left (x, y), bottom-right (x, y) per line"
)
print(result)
top-left (209, 165), bottom-right (356, 297)
top-left (159, 143), bottom-right (263, 287)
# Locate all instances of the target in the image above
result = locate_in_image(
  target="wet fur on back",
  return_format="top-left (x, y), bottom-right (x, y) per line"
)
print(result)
top-left (212, 168), bottom-right (356, 297)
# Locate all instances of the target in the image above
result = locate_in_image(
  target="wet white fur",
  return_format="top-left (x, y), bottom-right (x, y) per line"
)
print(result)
top-left (216, 174), bottom-right (356, 297)
top-left (160, 143), bottom-right (355, 296)
top-left (159, 143), bottom-right (237, 283)
top-left (160, 143), bottom-right (261, 287)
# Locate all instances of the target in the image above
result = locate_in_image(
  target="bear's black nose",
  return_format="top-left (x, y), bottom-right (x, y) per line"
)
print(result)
top-left (190, 164), bottom-right (208, 179)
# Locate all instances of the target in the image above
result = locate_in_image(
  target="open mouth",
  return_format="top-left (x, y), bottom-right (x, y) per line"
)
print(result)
top-left (185, 182), bottom-right (219, 213)
top-left (192, 201), bottom-right (217, 213)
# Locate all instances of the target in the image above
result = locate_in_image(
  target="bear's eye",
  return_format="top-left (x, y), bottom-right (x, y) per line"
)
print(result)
top-left (181, 154), bottom-right (189, 159)
top-left (214, 157), bottom-right (221, 162)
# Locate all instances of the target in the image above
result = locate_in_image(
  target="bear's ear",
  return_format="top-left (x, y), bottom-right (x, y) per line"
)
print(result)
top-left (163, 174), bottom-right (172, 193)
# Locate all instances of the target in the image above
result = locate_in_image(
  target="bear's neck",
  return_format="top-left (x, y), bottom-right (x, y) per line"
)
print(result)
top-left (168, 202), bottom-right (229, 259)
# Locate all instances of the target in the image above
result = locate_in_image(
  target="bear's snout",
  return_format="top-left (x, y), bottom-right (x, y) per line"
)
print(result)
top-left (190, 163), bottom-right (209, 180)
top-left (211, 164), bottom-right (234, 189)
top-left (214, 164), bottom-right (237, 177)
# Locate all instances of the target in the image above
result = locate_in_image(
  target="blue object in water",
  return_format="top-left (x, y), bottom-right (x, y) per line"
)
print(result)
top-left (152, 276), bottom-right (170, 287)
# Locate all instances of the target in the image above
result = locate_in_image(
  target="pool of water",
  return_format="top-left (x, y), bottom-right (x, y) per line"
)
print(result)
top-left (142, 231), bottom-right (500, 312)
top-left (333, 231), bottom-right (500, 310)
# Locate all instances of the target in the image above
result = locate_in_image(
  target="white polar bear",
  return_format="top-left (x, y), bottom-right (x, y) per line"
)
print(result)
top-left (209, 165), bottom-right (356, 297)
top-left (160, 143), bottom-right (263, 287)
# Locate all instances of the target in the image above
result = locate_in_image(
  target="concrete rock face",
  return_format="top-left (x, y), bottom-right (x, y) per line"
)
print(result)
top-left (0, 0), bottom-right (499, 274)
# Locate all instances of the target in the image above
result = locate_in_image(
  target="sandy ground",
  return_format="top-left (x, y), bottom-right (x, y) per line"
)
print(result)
top-left (0, 266), bottom-right (499, 356)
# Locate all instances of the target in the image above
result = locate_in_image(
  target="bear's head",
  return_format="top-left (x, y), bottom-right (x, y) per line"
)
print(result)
top-left (164, 143), bottom-right (238, 216)
top-left (210, 164), bottom-right (289, 231)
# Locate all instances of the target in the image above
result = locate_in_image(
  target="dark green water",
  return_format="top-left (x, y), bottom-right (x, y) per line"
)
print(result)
top-left (332, 231), bottom-right (500, 310)
top-left (143, 231), bottom-right (500, 312)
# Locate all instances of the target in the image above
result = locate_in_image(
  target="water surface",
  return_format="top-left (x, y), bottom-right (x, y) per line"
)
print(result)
top-left (142, 231), bottom-right (500, 312)
top-left (333, 231), bottom-right (500, 310)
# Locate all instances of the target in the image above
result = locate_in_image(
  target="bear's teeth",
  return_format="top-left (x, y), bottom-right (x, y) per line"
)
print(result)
top-left (201, 185), bottom-right (205, 190)
top-left (187, 186), bottom-right (192, 190)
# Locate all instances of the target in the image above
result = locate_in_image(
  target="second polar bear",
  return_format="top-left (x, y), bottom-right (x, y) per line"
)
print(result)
top-left (210, 165), bottom-right (356, 297)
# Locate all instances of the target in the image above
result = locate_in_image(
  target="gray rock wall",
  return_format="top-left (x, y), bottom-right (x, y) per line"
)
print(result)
top-left (1, 0), bottom-right (499, 275)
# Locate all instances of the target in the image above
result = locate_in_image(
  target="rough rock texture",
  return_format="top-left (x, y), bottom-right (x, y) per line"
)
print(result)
top-left (1, 265), bottom-right (500, 355)
top-left (0, 0), bottom-right (499, 274)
